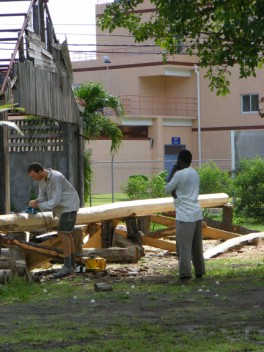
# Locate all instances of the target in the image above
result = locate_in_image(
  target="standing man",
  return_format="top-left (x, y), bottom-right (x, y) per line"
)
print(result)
top-left (165, 150), bottom-right (205, 281)
top-left (28, 162), bottom-right (80, 278)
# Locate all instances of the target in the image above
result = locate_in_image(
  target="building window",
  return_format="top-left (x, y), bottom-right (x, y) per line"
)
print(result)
top-left (119, 126), bottom-right (148, 139)
top-left (98, 126), bottom-right (148, 140)
top-left (241, 94), bottom-right (259, 113)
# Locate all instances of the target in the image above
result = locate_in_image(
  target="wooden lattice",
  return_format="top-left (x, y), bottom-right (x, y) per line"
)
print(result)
top-left (8, 119), bottom-right (64, 152)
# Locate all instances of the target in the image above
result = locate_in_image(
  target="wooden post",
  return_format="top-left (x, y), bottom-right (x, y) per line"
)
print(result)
top-left (101, 220), bottom-right (115, 248)
top-left (137, 216), bottom-right (151, 236)
top-left (39, 0), bottom-right (46, 43)
top-left (18, 32), bottom-right (25, 62)
top-left (126, 217), bottom-right (142, 246)
top-left (73, 226), bottom-right (84, 255)
top-left (222, 203), bottom-right (233, 226)
top-left (0, 110), bottom-right (10, 214)
top-left (33, 3), bottom-right (40, 36)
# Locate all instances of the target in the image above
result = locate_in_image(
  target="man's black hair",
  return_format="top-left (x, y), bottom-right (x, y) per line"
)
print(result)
top-left (28, 162), bottom-right (44, 173)
top-left (178, 150), bottom-right (192, 165)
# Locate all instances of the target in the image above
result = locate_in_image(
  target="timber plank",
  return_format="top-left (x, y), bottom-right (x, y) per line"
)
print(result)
top-left (147, 226), bottom-right (176, 239)
top-left (203, 232), bottom-right (264, 259)
top-left (202, 224), bottom-right (241, 240)
top-left (150, 214), bottom-right (175, 227)
top-left (141, 236), bottom-right (176, 252)
top-left (82, 229), bottom-right (102, 249)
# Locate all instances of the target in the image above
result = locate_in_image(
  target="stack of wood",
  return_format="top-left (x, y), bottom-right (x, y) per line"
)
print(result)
top-left (1, 193), bottom-right (262, 281)
top-left (0, 232), bottom-right (29, 284)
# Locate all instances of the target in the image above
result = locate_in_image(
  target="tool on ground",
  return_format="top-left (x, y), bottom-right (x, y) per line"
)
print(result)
top-left (85, 256), bottom-right (106, 271)
top-left (24, 207), bottom-right (38, 214)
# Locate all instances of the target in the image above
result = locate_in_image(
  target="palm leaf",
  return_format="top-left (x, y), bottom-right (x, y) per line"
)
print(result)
top-left (0, 121), bottom-right (24, 135)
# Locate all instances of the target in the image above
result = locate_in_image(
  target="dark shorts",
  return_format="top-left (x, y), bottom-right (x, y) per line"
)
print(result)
top-left (58, 211), bottom-right (77, 232)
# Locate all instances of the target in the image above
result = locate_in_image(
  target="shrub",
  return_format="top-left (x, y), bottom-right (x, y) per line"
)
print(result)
top-left (122, 171), bottom-right (167, 200)
top-left (197, 161), bottom-right (233, 195)
top-left (121, 175), bottom-right (149, 200)
top-left (233, 156), bottom-right (264, 219)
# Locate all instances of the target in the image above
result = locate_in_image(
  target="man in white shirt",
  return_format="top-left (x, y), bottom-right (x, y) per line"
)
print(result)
top-left (28, 162), bottom-right (80, 278)
top-left (165, 150), bottom-right (205, 281)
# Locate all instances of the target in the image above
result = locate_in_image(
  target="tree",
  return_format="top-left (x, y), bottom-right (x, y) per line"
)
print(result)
top-left (74, 82), bottom-right (124, 154)
top-left (98, 0), bottom-right (264, 96)
top-left (233, 157), bottom-right (264, 219)
top-left (74, 82), bottom-right (124, 201)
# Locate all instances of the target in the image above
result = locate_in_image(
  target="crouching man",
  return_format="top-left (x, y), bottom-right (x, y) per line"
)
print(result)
top-left (28, 162), bottom-right (80, 278)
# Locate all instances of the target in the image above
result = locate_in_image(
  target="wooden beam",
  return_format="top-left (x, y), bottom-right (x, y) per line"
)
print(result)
top-left (0, 110), bottom-right (10, 214)
top-left (81, 246), bottom-right (139, 264)
top-left (202, 224), bottom-right (240, 240)
top-left (0, 193), bottom-right (229, 232)
top-left (147, 226), bottom-right (176, 239)
top-left (82, 229), bottom-right (102, 249)
top-left (141, 236), bottom-right (176, 252)
top-left (203, 232), bottom-right (264, 259)
top-left (150, 214), bottom-right (175, 227)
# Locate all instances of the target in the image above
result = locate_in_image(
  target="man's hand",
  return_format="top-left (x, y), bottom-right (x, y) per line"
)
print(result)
top-left (171, 190), bottom-right (177, 199)
top-left (28, 200), bottom-right (38, 208)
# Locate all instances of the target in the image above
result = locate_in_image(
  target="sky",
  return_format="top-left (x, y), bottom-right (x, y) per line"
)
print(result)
top-left (48, 0), bottom-right (98, 60)
top-left (0, 0), bottom-right (113, 61)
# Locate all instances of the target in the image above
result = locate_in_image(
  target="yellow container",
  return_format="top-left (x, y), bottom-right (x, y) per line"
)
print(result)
top-left (85, 256), bottom-right (106, 271)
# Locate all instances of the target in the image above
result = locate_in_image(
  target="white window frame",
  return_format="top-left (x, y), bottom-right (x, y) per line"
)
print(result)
top-left (241, 94), bottom-right (259, 113)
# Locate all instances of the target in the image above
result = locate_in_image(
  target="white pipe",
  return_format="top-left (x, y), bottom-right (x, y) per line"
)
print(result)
top-left (194, 65), bottom-right (202, 168)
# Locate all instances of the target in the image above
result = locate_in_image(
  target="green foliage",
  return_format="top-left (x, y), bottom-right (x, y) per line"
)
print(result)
top-left (0, 276), bottom-right (41, 303)
top-left (74, 82), bottom-right (124, 154)
top-left (197, 161), bottom-right (233, 195)
top-left (98, 0), bottom-right (264, 95)
top-left (233, 156), bottom-right (264, 219)
top-left (83, 148), bottom-right (93, 202)
top-left (122, 171), bottom-right (167, 199)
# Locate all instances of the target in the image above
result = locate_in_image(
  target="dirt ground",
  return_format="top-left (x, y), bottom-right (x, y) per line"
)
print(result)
top-left (0, 238), bottom-right (263, 351)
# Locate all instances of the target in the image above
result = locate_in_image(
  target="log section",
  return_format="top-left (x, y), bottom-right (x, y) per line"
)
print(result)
top-left (0, 194), bottom-right (229, 233)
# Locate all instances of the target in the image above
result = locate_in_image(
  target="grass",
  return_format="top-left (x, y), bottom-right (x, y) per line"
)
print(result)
top-left (1, 194), bottom-right (263, 351)
top-left (0, 257), bottom-right (263, 351)
top-left (86, 193), bottom-right (130, 207)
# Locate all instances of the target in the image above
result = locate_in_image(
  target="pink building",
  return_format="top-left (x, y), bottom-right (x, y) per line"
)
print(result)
top-left (72, 1), bottom-right (264, 176)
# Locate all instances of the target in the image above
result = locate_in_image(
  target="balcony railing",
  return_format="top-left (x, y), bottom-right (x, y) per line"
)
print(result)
top-left (119, 95), bottom-right (197, 117)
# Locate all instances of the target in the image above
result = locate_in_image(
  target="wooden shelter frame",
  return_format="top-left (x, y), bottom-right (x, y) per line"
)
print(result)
top-left (0, 0), bottom-right (83, 214)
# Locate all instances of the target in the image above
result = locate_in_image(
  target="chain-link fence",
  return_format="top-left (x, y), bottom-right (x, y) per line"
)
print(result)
top-left (88, 158), bottom-right (232, 206)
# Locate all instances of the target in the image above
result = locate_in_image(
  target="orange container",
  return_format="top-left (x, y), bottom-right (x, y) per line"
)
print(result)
top-left (85, 256), bottom-right (106, 271)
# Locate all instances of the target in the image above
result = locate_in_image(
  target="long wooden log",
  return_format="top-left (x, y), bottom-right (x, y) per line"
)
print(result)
top-left (4, 239), bottom-right (140, 269)
top-left (81, 246), bottom-right (139, 263)
top-left (115, 233), bottom-right (145, 258)
top-left (0, 194), bottom-right (229, 233)
top-left (204, 232), bottom-right (264, 259)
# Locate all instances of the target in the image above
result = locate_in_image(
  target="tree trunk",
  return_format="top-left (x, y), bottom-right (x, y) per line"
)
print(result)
top-left (126, 217), bottom-right (142, 246)
top-left (81, 246), bottom-right (139, 263)
top-left (101, 220), bottom-right (115, 248)
top-left (0, 194), bottom-right (229, 232)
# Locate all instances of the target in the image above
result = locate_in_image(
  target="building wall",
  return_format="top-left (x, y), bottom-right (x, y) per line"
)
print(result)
top-left (198, 66), bottom-right (264, 165)
top-left (72, 1), bottom-right (264, 178)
